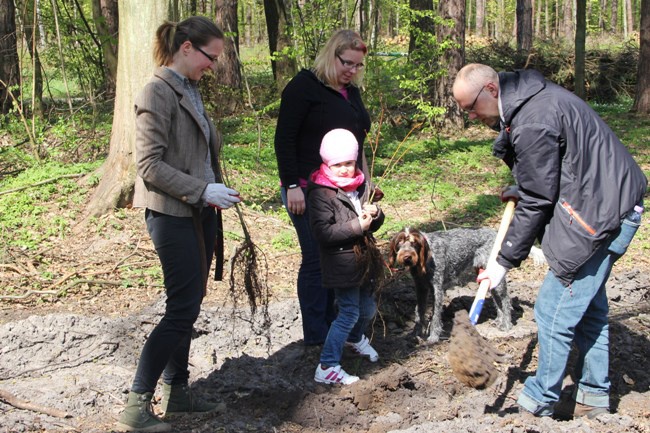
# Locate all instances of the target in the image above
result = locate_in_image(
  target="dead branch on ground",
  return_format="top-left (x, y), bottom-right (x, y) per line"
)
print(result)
top-left (0, 388), bottom-right (71, 418)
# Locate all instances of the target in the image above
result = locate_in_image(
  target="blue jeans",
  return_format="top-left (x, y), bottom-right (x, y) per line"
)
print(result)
top-left (517, 213), bottom-right (641, 415)
top-left (320, 284), bottom-right (377, 367)
top-left (281, 187), bottom-right (336, 345)
top-left (131, 208), bottom-right (216, 393)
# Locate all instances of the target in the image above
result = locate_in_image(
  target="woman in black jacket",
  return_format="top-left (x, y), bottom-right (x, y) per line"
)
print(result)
top-left (274, 30), bottom-right (371, 346)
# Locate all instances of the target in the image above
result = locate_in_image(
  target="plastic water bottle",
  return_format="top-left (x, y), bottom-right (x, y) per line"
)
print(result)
top-left (628, 205), bottom-right (643, 223)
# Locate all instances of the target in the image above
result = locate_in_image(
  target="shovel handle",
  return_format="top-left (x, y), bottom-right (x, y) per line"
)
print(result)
top-left (468, 199), bottom-right (517, 325)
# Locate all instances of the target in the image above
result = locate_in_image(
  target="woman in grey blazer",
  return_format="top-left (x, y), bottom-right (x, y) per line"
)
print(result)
top-left (117, 16), bottom-right (240, 433)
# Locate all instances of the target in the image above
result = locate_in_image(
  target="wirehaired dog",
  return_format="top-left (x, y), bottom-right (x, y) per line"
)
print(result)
top-left (388, 227), bottom-right (542, 344)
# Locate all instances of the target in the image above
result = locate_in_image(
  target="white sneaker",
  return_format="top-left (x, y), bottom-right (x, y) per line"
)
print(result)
top-left (314, 364), bottom-right (359, 385)
top-left (347, 335), bottom-right (379, 362)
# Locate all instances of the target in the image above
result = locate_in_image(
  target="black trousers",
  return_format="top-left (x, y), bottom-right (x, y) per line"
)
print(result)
top-left (131, 208), bottom-right (216, 393)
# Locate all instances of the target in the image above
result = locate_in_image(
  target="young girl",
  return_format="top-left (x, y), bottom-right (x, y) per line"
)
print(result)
top-left (306, 128), bottom-right (385, 385)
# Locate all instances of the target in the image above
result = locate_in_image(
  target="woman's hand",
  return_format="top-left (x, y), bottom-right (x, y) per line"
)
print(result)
top-left (202, 183), bottom-right (241, 209)
top-left (286, 187), bottom-right (306, 215)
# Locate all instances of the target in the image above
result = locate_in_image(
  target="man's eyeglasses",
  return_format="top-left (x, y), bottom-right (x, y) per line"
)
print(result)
top-left (337, 54), bottom-right (364, 70)
top-left (466, 86), bottom-right (485, 113)
top-left (194, 45), bottom-right (216, 63)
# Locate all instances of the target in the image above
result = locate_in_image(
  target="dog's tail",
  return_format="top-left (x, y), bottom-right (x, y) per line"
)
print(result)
top-left (528, 246), bottom-right (547, 266)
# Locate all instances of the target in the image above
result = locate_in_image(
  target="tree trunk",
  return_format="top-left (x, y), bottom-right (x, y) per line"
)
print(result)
top-left (371, 0), bottom-right (380, 49)
top-left (632, 0), bottom-right (650, 112)
top-left (435, 0), bottom-right (465, 130)
top-left (575, 0), bottom-right (586, 99)
top-left (476, 0), bottom-right (485, 36)
top-left (211, 0), bottom-right (242, 116)
top-left (359, 0), bottom-right (369, 41)
top-left (516, 0), bottom-right (533, 53)
top-left (562, 0), bottom-right (574, 39)
top-left (535, 0), bottom-right (541, 37)
top-left (82, 1), bottom-right (170, 220)
top-left (20, 1), bottom-right (44, 117)
top-left (612, 0), bottom-right (619, 32)
top-left (91, 0), bottom-right (119, 98)
top-left (243, 0), bottom-right (252, 45)
top-left (554, 0), bottom-right (560, 38)
top-left (545, 0), bottom-right (550, 37)
top-left (496, 0), bottom-right (508, 40)
top-left (263, 0), bottom-right (297, 92)
top-left (626, 0), bottom-right (634, 33)
top-left (408, 0), bottom-right (434, 55)
top-left (0, 0), bottom-right (20, 114)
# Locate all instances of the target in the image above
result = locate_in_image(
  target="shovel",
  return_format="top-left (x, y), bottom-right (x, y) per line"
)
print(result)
top-left (469, 198), bottom-right (517, 324)
top-left (448, 198), bottom-right (516, 389)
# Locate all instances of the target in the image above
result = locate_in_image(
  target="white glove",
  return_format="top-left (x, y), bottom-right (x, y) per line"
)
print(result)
top-left (201, 183), bottom-right (241, 209)
top-left (477, 262), bottom-right (508, 289)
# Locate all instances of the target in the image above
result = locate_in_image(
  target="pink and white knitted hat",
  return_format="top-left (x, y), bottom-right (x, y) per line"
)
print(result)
top-left (320, 128), bottom-right (359, 166)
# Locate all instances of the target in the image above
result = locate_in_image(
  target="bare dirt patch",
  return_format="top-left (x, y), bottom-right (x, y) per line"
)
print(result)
top-left (1, 207), bottom-right (649, 433)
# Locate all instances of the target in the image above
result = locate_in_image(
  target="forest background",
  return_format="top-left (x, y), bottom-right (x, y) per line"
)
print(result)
top-left (0, 0), bottom-right (649, 299)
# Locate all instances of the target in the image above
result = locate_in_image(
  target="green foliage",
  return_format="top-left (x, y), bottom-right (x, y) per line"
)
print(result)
top-left (1, 94), bottom-right (647, 272)
top-left (362, 2), bottom-right (460, 128)
top-left (370, 132), bottom-right (511, 225)
top-left (270, 230), bottom-right (297, 251)
top-left (220, 117), bottom-right (282, 210)
top-left (465, 37), bottom-right (639, 103)
top-left (290, 0), bottom-right (348, 65)
top-left (36, 1), bottom-right (106, 99)
top-left (1, 99), bottom-right (112, 178)
top-left (0, 161), bottom-right (100, 249)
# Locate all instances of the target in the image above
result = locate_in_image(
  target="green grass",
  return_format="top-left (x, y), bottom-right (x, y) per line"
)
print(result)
top-left (0, 161), bottom-right (101, 250)
top-left (1, 98), bottom-right (647, 256)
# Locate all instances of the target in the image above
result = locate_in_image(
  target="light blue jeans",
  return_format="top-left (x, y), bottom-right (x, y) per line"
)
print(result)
top-left (517, 213), bottom-right (641, 416)
top-left (320, 284), bottom-right (376, 367)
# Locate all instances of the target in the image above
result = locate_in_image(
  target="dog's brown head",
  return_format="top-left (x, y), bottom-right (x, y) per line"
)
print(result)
top-left (388, 227), bottom-right (430, 276)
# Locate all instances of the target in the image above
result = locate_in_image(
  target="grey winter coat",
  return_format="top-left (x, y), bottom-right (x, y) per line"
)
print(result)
top-left (306, 180), bottom-right (385, 289)
top-left (493, 69), bottom-right (647, 285)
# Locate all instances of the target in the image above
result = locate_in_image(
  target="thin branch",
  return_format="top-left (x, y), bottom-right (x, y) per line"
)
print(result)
top-left (0, 173), bottom-right (84, 196)
top-left (0, 79), bottom-right (39, 161)
top-left (0, 263), bottom-right (31, 275)
top-left (49, 0), bottom-right (74, 118)
top-left (0, 388), bottom-right (71, 418)
top-left (0, 289), bottom-right (58, 300)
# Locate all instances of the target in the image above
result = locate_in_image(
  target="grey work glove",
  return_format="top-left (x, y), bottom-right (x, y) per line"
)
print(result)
top-left (202, 183), bottom-right (241, 209)
top-left (476, 262), bottom-right (508, 289)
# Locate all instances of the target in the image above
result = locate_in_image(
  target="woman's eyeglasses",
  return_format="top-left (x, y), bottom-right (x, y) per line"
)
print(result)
top-left (337, 54), bottom-right (364, 70)
top-left (194, 45), bottom-right (216, 63)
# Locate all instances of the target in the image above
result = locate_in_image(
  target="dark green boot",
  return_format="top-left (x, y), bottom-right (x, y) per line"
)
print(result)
top-left (161, 383), bottom-right (218, 417)
top-left (115, 392), bottom-right (171, 432)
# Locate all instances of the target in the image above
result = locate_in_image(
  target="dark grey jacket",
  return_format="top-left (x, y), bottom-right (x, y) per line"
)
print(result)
top-left (306, 180), bottom-right (384, 289)
top-left (493, 69), bottom-right (647, 285)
